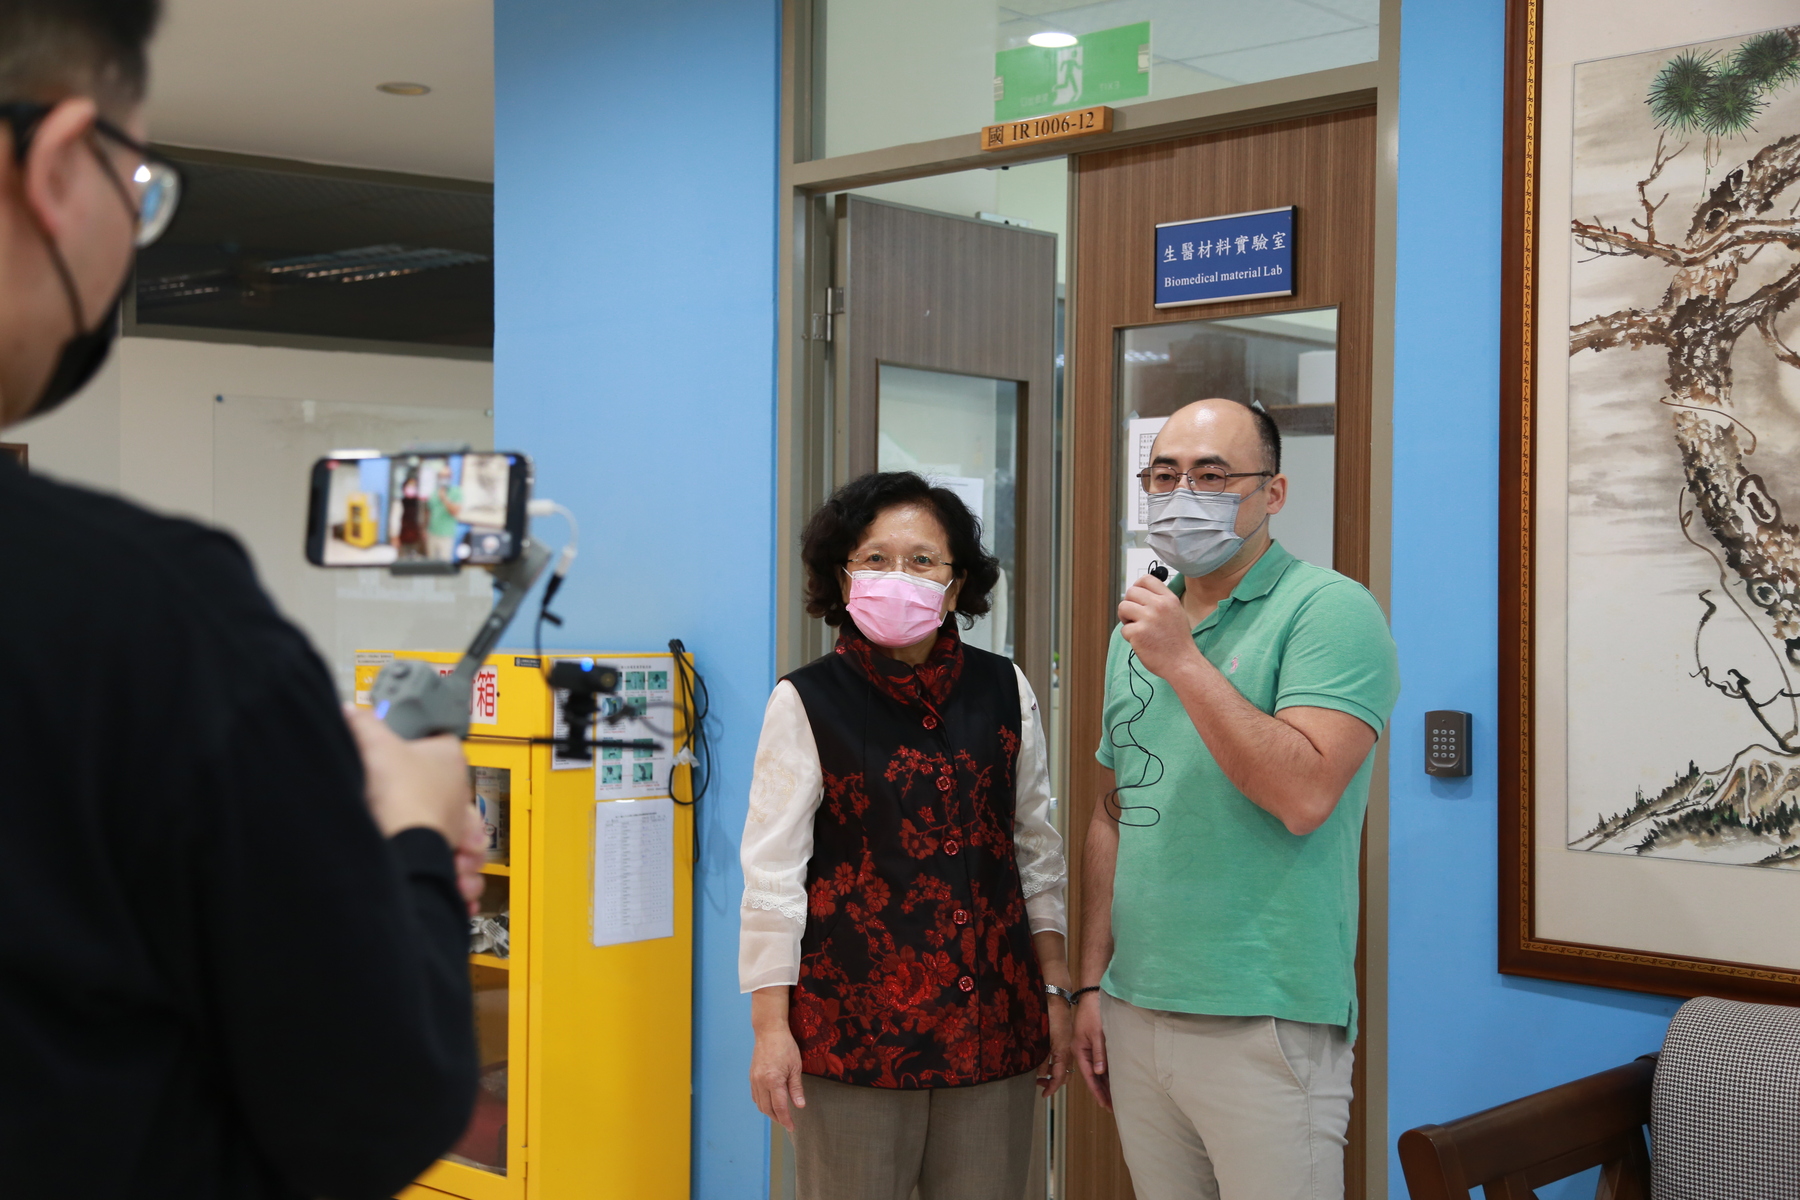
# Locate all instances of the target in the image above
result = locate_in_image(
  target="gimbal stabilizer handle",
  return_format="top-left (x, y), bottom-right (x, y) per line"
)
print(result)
top-left (368, 538), bottom-right (554, 739)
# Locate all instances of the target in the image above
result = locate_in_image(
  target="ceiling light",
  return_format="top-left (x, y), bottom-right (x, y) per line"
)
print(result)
top-left (1028, 31), bottom-right (1078, 48)
top-left (376, 82), bottom-right (432, 96)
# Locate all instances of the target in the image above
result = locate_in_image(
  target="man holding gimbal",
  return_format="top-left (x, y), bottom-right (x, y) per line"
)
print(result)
top-left (0, 3), bottom-right (484, 1196)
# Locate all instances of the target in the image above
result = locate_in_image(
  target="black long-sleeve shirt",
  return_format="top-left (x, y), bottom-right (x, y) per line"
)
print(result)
top-left (0, 456), bottom-right (476, 1199)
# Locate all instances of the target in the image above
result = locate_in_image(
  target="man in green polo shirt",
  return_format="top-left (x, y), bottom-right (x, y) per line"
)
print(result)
top-left (1069, 398), bottom-right (1399, 1200)
top-left (426, 474), bottom-right (463, 562)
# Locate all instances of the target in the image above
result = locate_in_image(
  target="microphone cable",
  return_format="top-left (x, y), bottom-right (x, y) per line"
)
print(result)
top-left (1103, 564), bottom-right (1169, 828)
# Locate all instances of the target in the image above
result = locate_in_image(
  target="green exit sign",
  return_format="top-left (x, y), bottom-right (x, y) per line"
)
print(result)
top-left (994, 22), bottom-right (1150, 123)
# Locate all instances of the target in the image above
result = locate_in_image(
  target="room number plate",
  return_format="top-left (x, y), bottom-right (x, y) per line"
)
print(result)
top-left (981, 105), bottom-right (1112, 150)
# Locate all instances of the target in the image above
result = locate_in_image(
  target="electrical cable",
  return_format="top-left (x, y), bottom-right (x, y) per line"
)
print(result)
top-left (466, 734), bottom-right (661, 752)
top-left (527, 500), bottom-right (578, 664)
top-left (668, 638), bottom-right (712, 810)
top-left (604, 696), bottom-right (676, 739)
top-left (509, 501), bottom-right (713, 856)
top-left (1103, 564), bottom-right (1169, 827)
top-left (668, 638), bottom-right (711, 862)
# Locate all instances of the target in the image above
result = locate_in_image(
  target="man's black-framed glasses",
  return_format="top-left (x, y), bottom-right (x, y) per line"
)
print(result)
top-left (1138, 465), bottom-right (1274, 495)
top-left (2, 102), bottom-right (184, 248)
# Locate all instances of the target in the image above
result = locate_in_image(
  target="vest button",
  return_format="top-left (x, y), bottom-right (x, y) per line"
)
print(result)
top-left (958, 975), bottom-right (974, 993)
top-left (943, 839), bottom-right (961, 856)
top-left (953, 909), bottom-right (969, 925)
top-left (922, 715), bottom-right (938, 729)
top-left (936, 776), bottom-right (952, 792)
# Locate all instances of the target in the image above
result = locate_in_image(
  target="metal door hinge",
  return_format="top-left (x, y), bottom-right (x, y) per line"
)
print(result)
top-left (809, 288), bottom-right (846, 343)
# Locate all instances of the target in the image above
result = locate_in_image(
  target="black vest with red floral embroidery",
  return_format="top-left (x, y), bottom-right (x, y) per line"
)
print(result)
top-left (782, 620), bottom-right (1049, 1089)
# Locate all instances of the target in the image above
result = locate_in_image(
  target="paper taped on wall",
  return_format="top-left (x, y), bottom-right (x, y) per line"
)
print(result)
top-left (591, 798), bottom-right (674, 947)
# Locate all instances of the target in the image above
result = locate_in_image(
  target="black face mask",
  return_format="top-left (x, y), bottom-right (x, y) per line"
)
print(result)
top-left (22, 134), bottom-right (135, 420)
top-left (30, 275), bottom-right (124, 418)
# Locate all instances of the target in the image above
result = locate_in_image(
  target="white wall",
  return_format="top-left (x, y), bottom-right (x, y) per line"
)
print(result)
top-left (146, 339), bottom-right (487, 519)
top-left (9, 336), bottom-right (494, 694)
top-left (12, 336), bottom-right (491, 517)
top-left (6, 353), bottom-right (123, 491)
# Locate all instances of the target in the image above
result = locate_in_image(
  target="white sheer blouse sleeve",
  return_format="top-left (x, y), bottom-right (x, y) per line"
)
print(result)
top-left (1013, 665), bottom-right (1068, 937)
top-left (738, 681), bottom-right (824, 993)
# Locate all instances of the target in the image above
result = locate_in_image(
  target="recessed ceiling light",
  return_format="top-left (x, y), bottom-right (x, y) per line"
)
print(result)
top-left (1028, 31), bottom-right (1078, 48)
top-left (376, 82), bottom-right (431, 96)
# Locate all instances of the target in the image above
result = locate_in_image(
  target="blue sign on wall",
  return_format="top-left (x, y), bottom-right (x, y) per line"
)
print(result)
top-left (1154, 206), bottom-right (1295, 308)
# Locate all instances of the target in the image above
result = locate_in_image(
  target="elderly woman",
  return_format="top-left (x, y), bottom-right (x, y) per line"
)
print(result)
top-left (739, 471), bottom-right (1071, 1200)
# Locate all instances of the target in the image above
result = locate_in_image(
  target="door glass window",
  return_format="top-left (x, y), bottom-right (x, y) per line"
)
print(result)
top-left (1117, 308), bottom-right (1337, 594)
top-left (877, 364), bottom-right (1019, 658)
top-left (815, 0), bottom-right (1379, 160)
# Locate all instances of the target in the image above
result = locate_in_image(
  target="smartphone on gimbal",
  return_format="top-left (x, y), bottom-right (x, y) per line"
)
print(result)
top-left (305, 450), bottom-right (532, 568)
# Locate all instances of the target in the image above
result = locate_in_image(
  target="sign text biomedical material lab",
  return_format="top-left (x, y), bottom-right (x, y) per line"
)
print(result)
top-left (1154, 206), bottom-right (1296, 308)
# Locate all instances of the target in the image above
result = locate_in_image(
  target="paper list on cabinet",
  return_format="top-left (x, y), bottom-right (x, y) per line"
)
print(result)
top-left (591, 798), bottom-right (674, 947)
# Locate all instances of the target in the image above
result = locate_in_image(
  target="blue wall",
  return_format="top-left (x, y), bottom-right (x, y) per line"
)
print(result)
top-left (1387, 1), bottom-right (1680, 1195)
top-left (494, 1), bottom-right (780, 1196)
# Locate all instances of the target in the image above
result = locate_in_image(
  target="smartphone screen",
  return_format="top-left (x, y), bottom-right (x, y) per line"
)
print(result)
top-left (306, 450), bottom-right (531, 567)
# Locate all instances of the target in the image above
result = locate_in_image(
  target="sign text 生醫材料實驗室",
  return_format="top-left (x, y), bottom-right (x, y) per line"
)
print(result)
top-left (1154, 207), bottom-right (1295, 308)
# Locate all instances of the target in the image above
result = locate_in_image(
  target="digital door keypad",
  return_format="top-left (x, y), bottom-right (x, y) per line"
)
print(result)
top-left (1425, 710), bottom-right (1472, 777)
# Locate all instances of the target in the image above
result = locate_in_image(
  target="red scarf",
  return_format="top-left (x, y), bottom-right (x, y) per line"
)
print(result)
top-left (835, 617), bottom-right (964, 718)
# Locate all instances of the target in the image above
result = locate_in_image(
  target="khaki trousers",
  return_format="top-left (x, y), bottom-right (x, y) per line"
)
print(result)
top-left (789, 1070), bottom-right (1038, 1200)
top-left (1101, 993), bottom-right (1354, 1200)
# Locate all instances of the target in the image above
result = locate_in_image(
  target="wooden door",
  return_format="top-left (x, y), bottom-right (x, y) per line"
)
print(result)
top-left (833, 195), bottom-right (1059, 701)
top-left (1063, 108), bottom-right (1378, 1200)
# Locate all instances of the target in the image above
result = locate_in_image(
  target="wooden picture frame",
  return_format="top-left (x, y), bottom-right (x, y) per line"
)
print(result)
top-left (1501, 1), bottom-right (1800, 1003)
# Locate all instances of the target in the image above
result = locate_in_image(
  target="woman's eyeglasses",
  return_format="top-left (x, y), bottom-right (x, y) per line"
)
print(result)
top-left (846, 551), bottom-right (955, 575)
top-left (2, 102), bottom-right (184, 248)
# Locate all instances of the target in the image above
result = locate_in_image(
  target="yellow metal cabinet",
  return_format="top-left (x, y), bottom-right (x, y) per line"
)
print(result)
top-left (355, 650), bottom-right (694, 1200)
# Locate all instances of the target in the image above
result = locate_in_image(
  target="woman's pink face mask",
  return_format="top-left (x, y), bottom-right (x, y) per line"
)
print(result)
top-left (844, 570), bottom-right (949, 648)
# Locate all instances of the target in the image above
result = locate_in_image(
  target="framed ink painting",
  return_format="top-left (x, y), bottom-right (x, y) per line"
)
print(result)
top-left (1503, 1), bottom-right (1800, 1002)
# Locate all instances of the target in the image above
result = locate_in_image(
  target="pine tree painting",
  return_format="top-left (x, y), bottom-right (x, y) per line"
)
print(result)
top-left (1565, 25), bottom-right (1800, 868)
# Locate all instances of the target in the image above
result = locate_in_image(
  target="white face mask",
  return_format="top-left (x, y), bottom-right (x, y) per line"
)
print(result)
top-left (1145, 478), bottom-right (1270, 579)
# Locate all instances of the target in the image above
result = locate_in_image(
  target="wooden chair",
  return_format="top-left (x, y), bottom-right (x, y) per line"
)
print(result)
top-left (1397, 1055), bottom-right (1655, 1200)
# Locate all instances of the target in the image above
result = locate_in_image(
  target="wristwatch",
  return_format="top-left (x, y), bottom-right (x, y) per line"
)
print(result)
top-left (1044, 983), bottom-right (1076, 1007)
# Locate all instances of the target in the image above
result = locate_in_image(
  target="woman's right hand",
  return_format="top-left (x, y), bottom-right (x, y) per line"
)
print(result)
top-left (750, 987), bottom-right (807, 1131)
top-left (750, 1027), bottom-right (806, 1131)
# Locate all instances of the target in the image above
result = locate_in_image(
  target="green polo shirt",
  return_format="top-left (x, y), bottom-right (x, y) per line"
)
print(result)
top-left (1095, 540), bottom-right (1399, 1036)
top-left (427, 484), bottom-right (462, 537)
